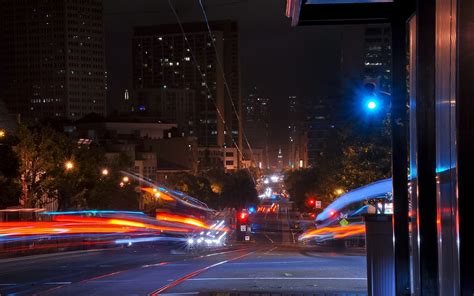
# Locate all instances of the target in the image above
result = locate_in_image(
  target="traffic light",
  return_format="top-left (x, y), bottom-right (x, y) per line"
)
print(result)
top-left (238, 211), bottom-right (248, 223)
top-left (363, 82), bottom-right (381, 112)
top-left (364, 95), bottom-right (380, 112)
top-left (366, 99), bottom-right (378, 110)
top-left (307, 198), bottom-right (315, 207)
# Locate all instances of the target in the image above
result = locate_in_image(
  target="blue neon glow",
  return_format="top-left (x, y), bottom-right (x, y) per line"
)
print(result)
top-left (316, 178), bottom-right (392, 222)
top-left (248, 207), bottom-right (256, 214)
top-left (435, 166), bottom-right (455, 174)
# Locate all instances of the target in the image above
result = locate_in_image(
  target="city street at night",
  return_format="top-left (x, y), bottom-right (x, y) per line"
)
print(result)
top-left (2, 0), bottom-right (474, 294)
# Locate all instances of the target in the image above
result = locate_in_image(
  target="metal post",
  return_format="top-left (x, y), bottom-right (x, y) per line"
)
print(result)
top-left (390, 1), bottom-right (413, 294)
top-left (415, 0), bottom-right (439, 294)
top-left (457, 0), bottom-right (474, 292)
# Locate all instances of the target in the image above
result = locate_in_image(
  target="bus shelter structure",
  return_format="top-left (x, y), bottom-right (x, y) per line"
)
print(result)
top-left (286, 0), bottom-right (474, 295)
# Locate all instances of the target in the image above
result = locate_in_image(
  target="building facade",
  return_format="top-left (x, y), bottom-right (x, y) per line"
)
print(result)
top-left (288, 95), bottom-right (308, 169)
top-left (363, 24), bottom-right (392, 93)
top-left (132, 21), bottom-right (242, 154)
top-left (244, 86), bottom-right (269, 168)
top-left (0, 0), bottom-right (106, 120)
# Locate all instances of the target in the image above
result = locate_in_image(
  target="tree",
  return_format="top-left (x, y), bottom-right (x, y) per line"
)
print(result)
top-left (165, 169), bottom-right (258, 210)
top-left (85, 152), bottom-right (139, 211)
top-left (0, 141), bottom-right (21, 208)
top-left (284, 117), bottom-right (391, 212)
top-left (14, 124), bottom-right (140, 210)
top-left (220, 170), bottom-right (258, 209)
top-left (167, 172), bottom-right (218, 208)
top-left (15, 124), bottom-right (72, 208)
top-left (284, 168), bottom-right (335, 211)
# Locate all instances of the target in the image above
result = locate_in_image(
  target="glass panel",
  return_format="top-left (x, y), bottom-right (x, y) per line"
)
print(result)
top-left (435, 0), bottom-right (460, 293)
top-left (408, 15), bottom-right (421, 296)
top-left (306, 0), bottom-right (393, 4)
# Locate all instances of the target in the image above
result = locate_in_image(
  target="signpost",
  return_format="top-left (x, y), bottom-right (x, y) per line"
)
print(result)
top-left (315, 200), bottom-right (322, 209)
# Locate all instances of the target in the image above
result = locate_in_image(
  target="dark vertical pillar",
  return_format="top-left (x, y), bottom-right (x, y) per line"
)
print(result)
top-left (457, 0), bottom-right (474, 293)
top-left (416, 0), bottom-right (439, 294)
top-left (390, 1), bottom-right (412, 294)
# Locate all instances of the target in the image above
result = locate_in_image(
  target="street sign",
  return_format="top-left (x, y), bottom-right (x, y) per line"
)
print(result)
top-left (339, 218), bottom-right (349, 227)
top-left (240, 225), bottom-right (247, 232)
top-left (315, 200), bottom-right (322, 208)
top-left (244, 235), bottom-right (250, 241)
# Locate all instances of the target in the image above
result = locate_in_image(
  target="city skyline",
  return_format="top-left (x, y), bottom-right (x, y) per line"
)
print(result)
top-left (0, 0), bottom-right (370, 168)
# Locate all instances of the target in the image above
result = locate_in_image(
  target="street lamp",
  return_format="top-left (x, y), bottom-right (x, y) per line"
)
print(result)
top-left (64, 160), bottom-right (74, 171)
top-left (335, 188), bottom-right (345, 196)
top-left (0, 129), bottom-right (5, 138)
top-left (122, 176), bottom-right (129, 183)
top-left (101, 168), bottom-right (109, 176)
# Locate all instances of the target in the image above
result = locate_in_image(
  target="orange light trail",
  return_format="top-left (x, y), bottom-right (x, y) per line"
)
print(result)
top-left (141, 187), bottom-right (175, 201)
top-left (52, 215), bottom-right (190, 233)
top-left (299, 224), bottom-right (366, 240)
top-left (155, 213), bottom-right (210, 229)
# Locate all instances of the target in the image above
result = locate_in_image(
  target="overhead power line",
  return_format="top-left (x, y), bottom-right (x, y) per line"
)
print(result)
top-left (166, 0), bottom-right (256, 184)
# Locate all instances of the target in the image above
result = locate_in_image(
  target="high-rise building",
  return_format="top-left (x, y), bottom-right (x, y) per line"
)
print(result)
top-left (132, 21), bottom-right (242, 155)
top-left (288, 95), bottom-right (308, 169)
top-left (244, 86), bottom-right (269, 168)
top-left (0, 0), bottom-right (107, 120)
top-left (305, 96), bottom-right (334, 167)
top-left (363, 25), bottom-right (392, 93)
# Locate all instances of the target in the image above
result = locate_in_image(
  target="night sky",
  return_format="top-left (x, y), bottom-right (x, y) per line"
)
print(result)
top-left (103, 0), bottom-right (366, 163)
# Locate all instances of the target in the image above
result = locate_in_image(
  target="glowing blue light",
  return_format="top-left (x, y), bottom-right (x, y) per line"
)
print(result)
top-left (138, 105), bottom-right (146, 111)
top-left (248, 207), bottom-right (256, 214)
top-left (367, 101), bottom-right (377, 110)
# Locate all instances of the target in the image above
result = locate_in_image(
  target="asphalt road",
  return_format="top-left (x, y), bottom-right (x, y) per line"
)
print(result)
top-left (0, 234), bottom-right (367, 296)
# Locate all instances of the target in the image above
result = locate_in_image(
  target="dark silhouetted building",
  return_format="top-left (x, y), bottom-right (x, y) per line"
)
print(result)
top-left (288, 95), bottom-right (308, 169)
top-left (363, 25), bottom-right (392, 93)
top-left (132, 21), bottom-right (242, 154)
top-left (0, 0), bottom-right (107, 120)
top-left (244, 86), bottom-right (269, 168)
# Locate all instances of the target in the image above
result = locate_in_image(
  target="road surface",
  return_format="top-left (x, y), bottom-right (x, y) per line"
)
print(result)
top-left (0, 234), bottom-right (367, 295)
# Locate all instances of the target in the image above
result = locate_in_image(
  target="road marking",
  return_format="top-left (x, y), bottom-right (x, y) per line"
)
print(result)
top-left (148, 251), bottom-right (254, 295)
top-left (188, 277), bottom-right (367, 281)
top-left (43, 282), bottom-right (72, 285)
top-left (161, 292), bottom-right (199, 295)
top-left (264, 246), bottom-right (277, 254)
top-left (142, 262), bottom-right (169, 268)
top-left (229, 260), bottom-right (314, 265)
top-left (200, 248), bottom-right (247, 258)
top-left (264, 233), bottom-right (274, 243)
